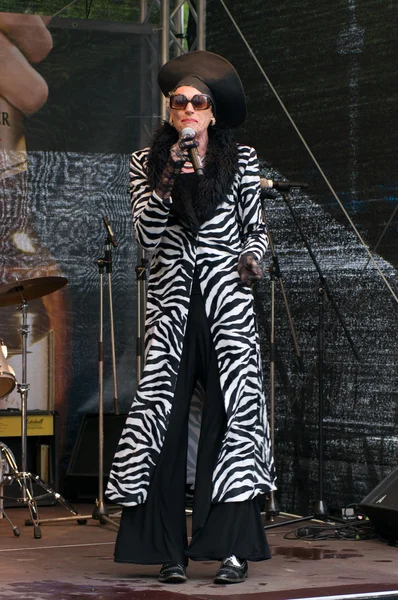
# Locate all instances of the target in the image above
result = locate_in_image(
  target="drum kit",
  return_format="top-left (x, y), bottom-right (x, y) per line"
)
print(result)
top-left (0, 339), bottom-right (15, 400)
top-left (0, 275), bottom-right (84, 538)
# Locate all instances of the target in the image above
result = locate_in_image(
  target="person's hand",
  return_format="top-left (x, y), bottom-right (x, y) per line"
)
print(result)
top-left (237, 253), bottom-right (263, 287)
top-left (170, 129), bottom-right (199, 168)
top-left (155, 129), bottom-right (200, 200)
top-left (0, 13), bottom-right (52, 115)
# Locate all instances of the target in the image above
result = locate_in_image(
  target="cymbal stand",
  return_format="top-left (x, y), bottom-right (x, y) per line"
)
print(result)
top-left (1, 299), bottom-right (83, 538)
top-left (35, 218), bottom-right (120, 529)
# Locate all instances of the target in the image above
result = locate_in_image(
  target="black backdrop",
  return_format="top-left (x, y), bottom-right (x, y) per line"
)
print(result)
top-left (207, 0), bottom-right (398, 267)
top-left (205, 0), bottom-right (398, 514)
top-left (0, 4), bottom-right (397, 515)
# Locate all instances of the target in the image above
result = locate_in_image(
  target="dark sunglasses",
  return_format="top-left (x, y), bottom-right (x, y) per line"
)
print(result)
top-left (169, 93), bottom-right (212, 111)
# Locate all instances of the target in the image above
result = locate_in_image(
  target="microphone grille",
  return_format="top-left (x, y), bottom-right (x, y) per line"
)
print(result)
top-left (181, 127), bottom-right (195, 137)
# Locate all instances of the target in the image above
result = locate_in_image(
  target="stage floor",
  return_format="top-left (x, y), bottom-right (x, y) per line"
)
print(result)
top-left (0, 503), bottom-right (397, 600)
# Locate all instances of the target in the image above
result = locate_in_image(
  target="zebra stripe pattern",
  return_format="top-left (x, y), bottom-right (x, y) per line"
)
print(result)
top-left (106, 144), bottom-right (276, 506)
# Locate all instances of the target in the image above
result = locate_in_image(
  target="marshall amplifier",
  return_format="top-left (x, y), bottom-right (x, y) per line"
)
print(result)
top-left (65, 412), bottom-right (127, 502)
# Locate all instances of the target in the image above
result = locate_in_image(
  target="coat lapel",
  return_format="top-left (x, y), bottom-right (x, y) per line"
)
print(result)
top-left (147, 123), bottom-right (239, 233)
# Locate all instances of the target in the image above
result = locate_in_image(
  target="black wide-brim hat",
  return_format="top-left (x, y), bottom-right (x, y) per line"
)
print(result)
top-left (158, 50), bottom-right (247, 129)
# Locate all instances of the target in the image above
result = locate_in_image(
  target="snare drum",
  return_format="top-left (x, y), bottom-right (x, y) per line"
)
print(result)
top-left (0, 340), bottom-right (16, 400)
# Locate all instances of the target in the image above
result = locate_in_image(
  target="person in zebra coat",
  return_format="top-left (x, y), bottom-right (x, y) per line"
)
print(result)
top-left (106, 50), bottom-right (277, 585)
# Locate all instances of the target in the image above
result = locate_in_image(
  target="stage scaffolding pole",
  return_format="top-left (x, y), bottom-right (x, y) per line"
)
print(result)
top-left (159, 0), bottom-right (206, 116)
top-left (196, 0), bottom-right (206, 49)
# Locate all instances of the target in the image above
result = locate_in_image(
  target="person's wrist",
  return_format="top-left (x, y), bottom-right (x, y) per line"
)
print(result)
top-left (168, 156), bottom-right (184, 170)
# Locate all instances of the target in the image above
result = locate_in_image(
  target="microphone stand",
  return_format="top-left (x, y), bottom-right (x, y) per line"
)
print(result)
top-left (102, 217), bottom-right (119, 415)
top-left (257, 193), bottom-right (304, 523)
top-left (91, 230), bottom-right (120, 525)
top-left (34, 218), bottom-right (121, 529)
top-left (135, 247), bottom-right (148, 386)
top-left (263, 188), bottom-right (360, 530)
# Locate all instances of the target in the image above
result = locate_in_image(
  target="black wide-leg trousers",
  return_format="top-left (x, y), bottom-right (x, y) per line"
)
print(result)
top-left (114, 291), bottom-right (271, 565)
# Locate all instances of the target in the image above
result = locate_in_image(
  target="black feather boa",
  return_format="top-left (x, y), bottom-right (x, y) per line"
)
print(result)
top-left (146, 122), bottom-right (239, 234)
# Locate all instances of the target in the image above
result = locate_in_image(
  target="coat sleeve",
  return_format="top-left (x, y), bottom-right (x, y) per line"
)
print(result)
top-left (237, 146), bottom-right (269, 261)
top-left (130, 149), bottom-right (172, 250)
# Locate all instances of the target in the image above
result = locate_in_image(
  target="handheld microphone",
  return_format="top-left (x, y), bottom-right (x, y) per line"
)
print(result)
top-left (181, 127), bottom-right (204, 177)
top-left (103, 216), bottom-right (118, 248)
top-left (260, 178), bottom-right (308, 191)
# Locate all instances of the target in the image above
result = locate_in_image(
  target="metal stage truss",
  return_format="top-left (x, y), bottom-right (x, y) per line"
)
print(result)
top-left (141, 0), bottom-right (206, 119)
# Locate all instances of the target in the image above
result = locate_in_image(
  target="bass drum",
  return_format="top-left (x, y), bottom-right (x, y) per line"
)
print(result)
top-left (0, 340), bottom-right (16, 400)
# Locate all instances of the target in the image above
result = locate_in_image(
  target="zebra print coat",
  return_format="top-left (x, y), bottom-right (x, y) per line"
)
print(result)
top-left (106, 126), bottom-right (276, 506)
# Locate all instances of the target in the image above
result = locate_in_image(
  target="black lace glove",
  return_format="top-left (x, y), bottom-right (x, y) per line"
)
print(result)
top-left (155, 130), bottom-right (199, 201)
top-left (237, 253), bottom-right (263, 287)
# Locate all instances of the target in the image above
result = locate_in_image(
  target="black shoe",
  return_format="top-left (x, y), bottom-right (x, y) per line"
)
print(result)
top-left (158, 562), bottom-right (187, 583)
top-left (214, 555), bottom-right (248, 584)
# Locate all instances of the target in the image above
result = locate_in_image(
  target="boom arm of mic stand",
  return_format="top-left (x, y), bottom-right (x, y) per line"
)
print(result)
top-left (261, 204), bottom-right (305, 372)
top-left (280, 192), bottom-right (360, 362)
top-left (135, 246), bottom-right (148, 387)
top-left (273, 257), bottom-right (305, 374)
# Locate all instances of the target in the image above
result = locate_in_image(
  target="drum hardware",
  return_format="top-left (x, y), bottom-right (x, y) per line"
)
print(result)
top-left (0, 441), bottom-right (20, 536)
top-left (0, 339), bottom-right (18, 535)
top-left (0, 339), bottom-right (16, 400)
top-left (0, 276), bottom-right (87, 538)
top-left (0, 276), bottom-right (68, 307)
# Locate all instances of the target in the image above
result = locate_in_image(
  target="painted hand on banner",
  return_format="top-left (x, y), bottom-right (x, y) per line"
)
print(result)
top-left (0, 12), bottom-right (52, 115)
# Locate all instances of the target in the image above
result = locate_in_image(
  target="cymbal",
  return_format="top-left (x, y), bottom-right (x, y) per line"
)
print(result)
top-left (0, 276), bottom-right (68, 307)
